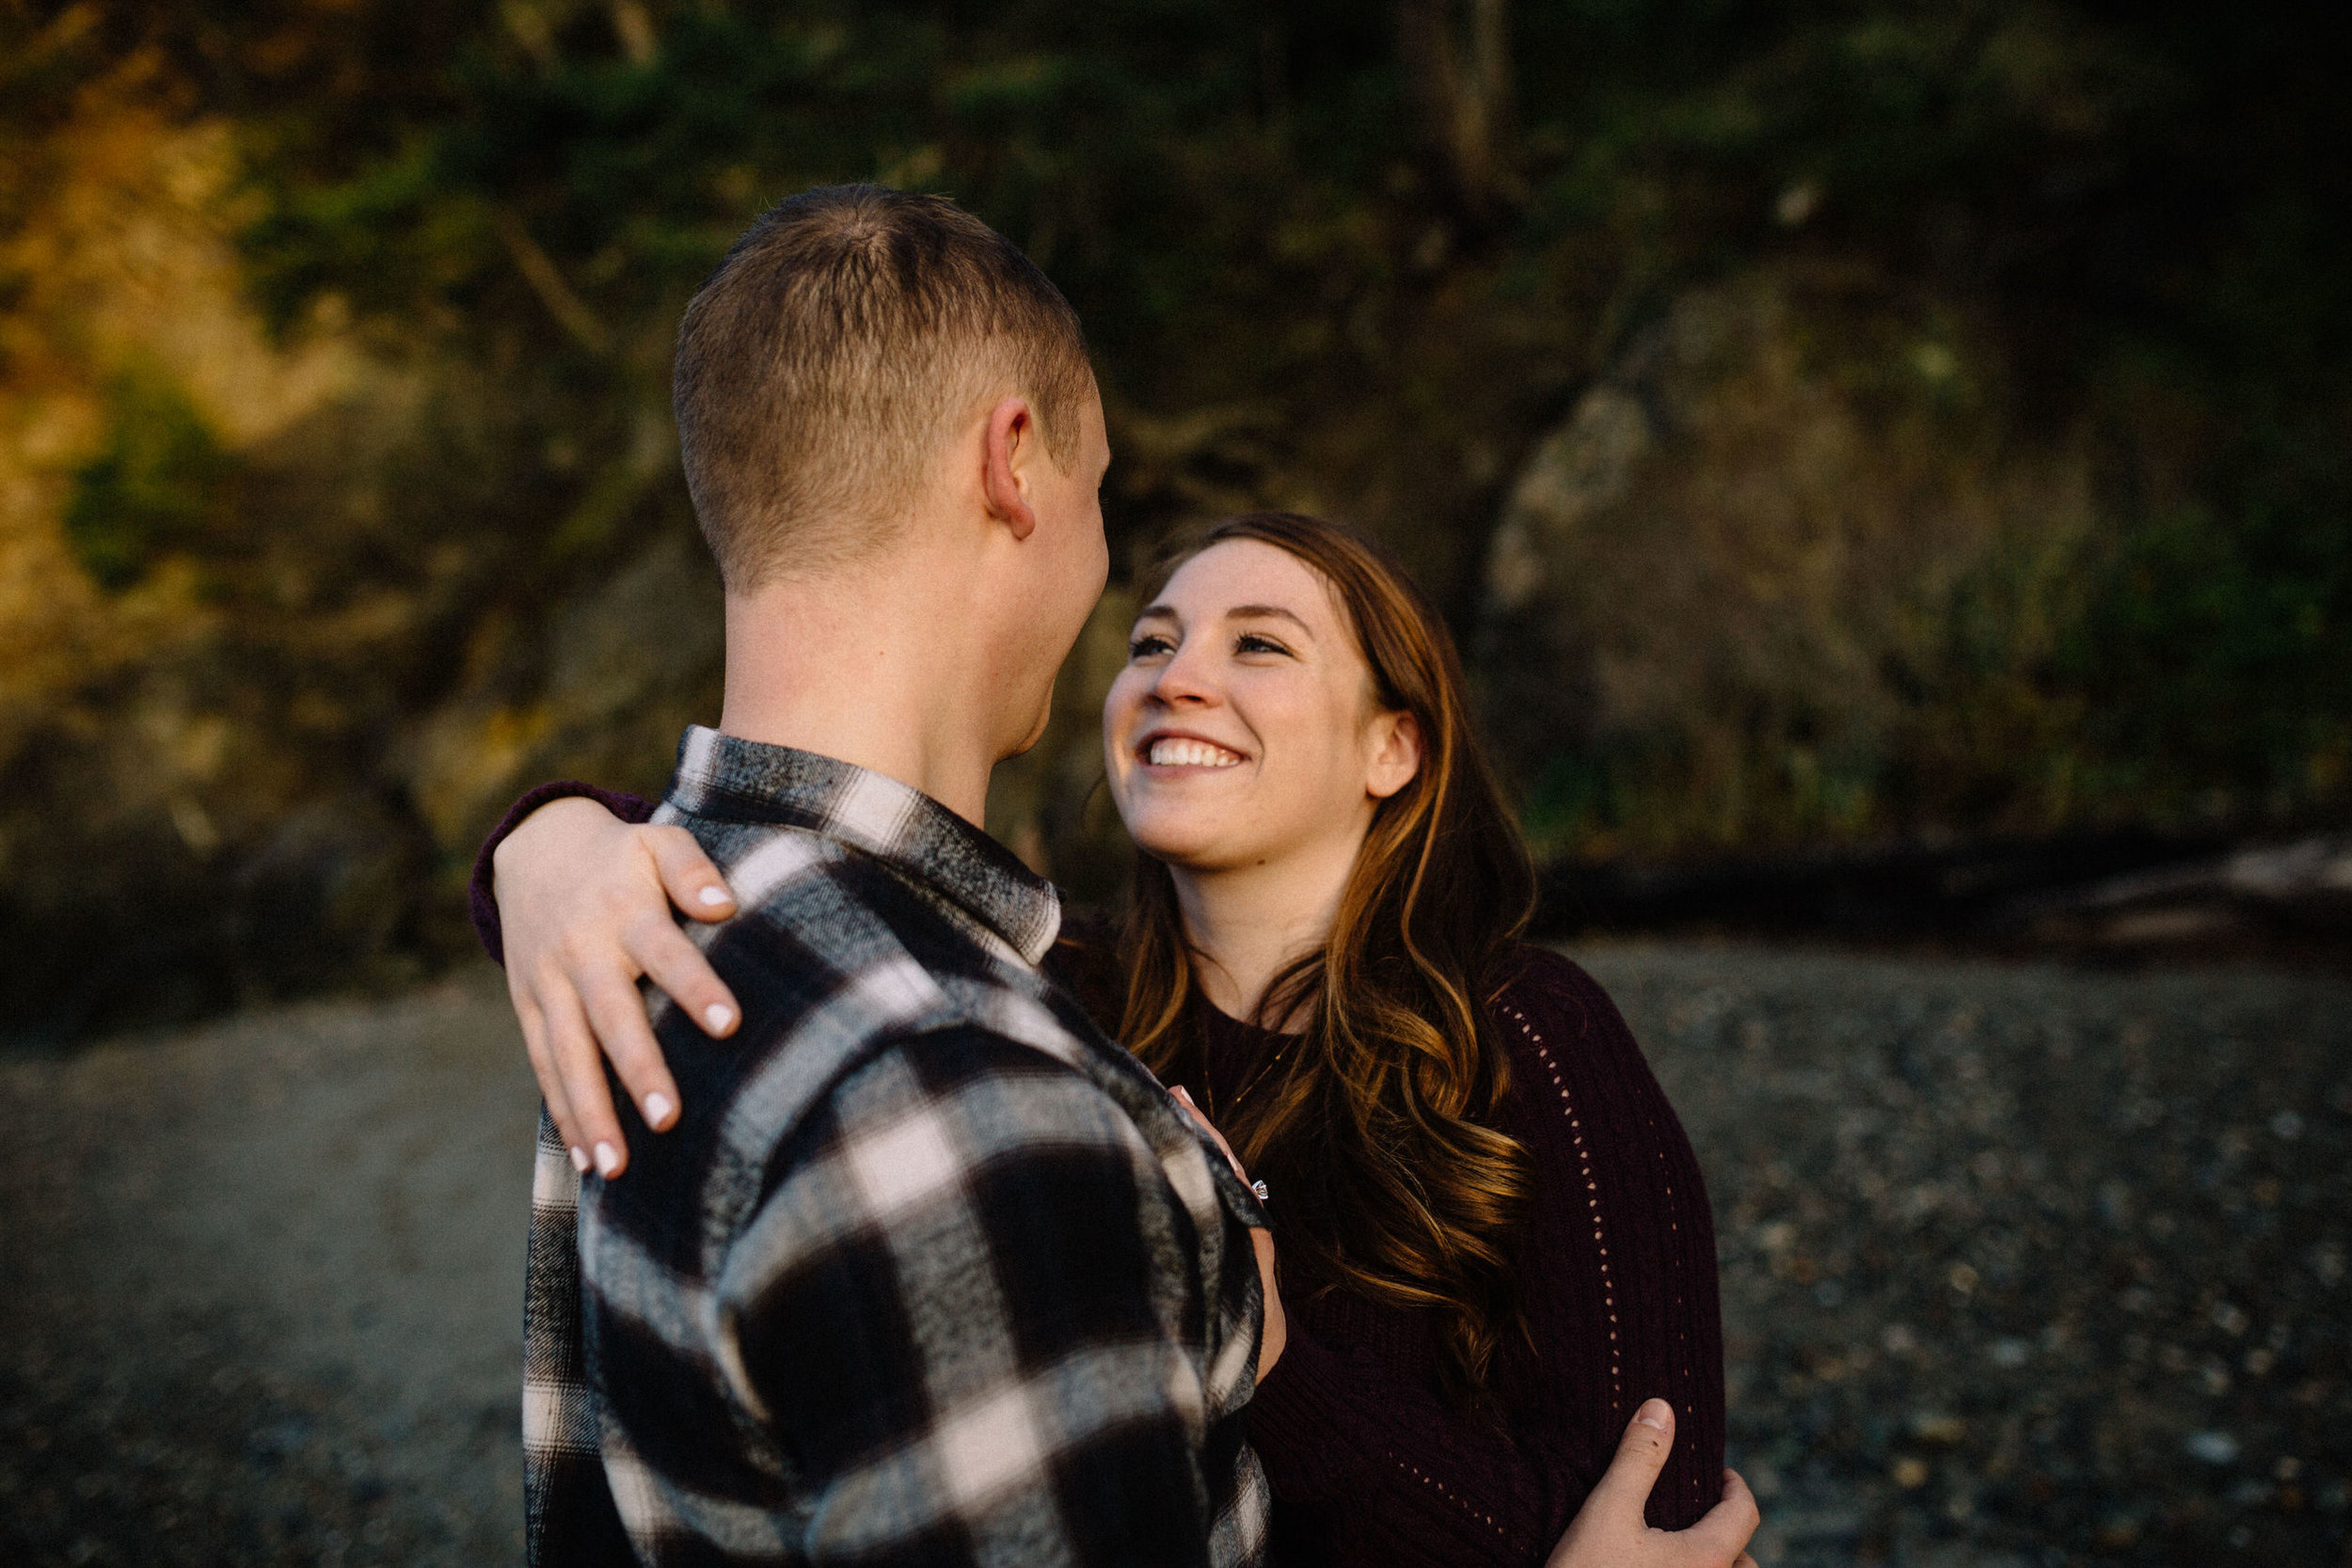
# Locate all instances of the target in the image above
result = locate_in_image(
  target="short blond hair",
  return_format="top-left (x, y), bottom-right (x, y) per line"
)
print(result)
top-left (673, 185), bottom-right (1093, 590)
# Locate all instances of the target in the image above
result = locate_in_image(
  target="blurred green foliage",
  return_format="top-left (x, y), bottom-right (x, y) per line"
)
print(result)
top-left (217, 0), bottom-right (2350, 828)
top-left (1, 0), bottom-right (2347, 1031)
top-left (64, 367), bottom-right (239, 589)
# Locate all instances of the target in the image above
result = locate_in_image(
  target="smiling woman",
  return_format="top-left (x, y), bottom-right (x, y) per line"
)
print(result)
top-left (1067, 515), bottom-right (1730, 1565)
top-left (1106, 516), bottom-right (1528, 1400)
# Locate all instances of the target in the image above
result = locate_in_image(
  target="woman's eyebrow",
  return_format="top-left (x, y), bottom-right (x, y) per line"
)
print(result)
top-left (1226, 604), bottom-right (1314, 638)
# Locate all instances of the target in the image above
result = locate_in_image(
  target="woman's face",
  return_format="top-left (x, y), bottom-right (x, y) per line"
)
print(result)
top-left (1104, 539), bottom-right (1420, 875)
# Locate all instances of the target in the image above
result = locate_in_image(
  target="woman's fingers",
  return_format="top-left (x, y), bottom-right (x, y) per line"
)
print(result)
top-left (513, 979), bottom-right (586, 1167)
top-left (1170, 1085), bottom-right (1249, 1182)
top-left (1249, 1224), bottom-right (1286, 1377)
top-left (492, 801), bottom-right (743, 1171)
top-left (1544, 1400), bottom-right (1675, 1568)
top-left (1549, 1404), bottom-right (1759, 1568)
top-left (1689, 1471), bottom-right (1762, 1563)
top-left (1661, 1470), bottom-right (1761, 1568)
top-left (646, 823), bottom-right (736, 924)
top-left (1168, 1085), bottom-right (1284, 1373)
top-left (622, 907), bottom-right (739, 1040)
top-left (535, 966), bottom-right (630, 1177)
top-left (573, 944), bottom-right (682, 1134)
top-left (1587, 1399), bottom-right (1676, 1519)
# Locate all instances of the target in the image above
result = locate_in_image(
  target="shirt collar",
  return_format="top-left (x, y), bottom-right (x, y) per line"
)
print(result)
top-left (661, 725), bottom-right (1061, 966)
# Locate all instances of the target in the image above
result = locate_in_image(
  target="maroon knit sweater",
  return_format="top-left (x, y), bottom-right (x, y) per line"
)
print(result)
top-left (471, 787), bottom-right (1727, 1568)
top-left (1171, 958), bottom-right (1725, 1567)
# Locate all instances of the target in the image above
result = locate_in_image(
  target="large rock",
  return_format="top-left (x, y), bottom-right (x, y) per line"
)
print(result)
top-left (1475, 264), bottom-right (2096, 854)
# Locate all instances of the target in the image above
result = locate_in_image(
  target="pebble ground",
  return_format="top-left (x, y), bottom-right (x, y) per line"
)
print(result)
top-left (0, 948), bottom-right (2344, 1566)
top-left (1585, 942), bottom-right (2351, 1567)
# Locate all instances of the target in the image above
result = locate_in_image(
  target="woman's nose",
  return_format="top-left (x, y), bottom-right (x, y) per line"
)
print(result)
top-left (1149, 642), bottom-right (1219, 706)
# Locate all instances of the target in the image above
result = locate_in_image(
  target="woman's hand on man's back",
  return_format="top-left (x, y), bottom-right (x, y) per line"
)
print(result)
top-left (494, 797), bottom-right (741, 1177)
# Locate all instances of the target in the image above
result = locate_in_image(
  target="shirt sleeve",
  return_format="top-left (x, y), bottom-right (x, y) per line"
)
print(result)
top-left (710, 1027), bottom-right (1248, 1568)
top-left (468, 782), bottom-right (657, 966)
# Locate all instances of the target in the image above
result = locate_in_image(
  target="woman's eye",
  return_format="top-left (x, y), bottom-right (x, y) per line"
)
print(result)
top-left (1128, 634), bottom-right (1174, 658)
top-left (1235, 633), bottom-right (1291, 657)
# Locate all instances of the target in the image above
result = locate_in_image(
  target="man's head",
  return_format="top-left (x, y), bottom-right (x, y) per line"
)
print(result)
top-left (675, 184), bottom-right (1098, 591)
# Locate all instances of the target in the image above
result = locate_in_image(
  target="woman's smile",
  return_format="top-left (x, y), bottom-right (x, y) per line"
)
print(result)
top-left (1138, 731), bottom-right (1249, 769)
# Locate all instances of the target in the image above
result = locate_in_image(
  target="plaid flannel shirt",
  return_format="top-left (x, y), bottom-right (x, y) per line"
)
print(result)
top-left (524, 727), bottom-right (1270, 1567)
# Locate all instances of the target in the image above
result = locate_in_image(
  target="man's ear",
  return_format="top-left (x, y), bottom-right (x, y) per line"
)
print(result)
top-left (981, 395), bottom-right (1040, 541)
top-left (1366, 710), bottom-right (1422, 800)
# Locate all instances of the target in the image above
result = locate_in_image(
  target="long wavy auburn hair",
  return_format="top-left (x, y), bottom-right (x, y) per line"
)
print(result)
top-left (1117, 513), bottom-right (1539, 1405)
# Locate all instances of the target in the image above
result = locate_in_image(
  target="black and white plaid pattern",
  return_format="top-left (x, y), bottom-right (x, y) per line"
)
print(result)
top-left (524, 728), bottom-right (1270, 1567)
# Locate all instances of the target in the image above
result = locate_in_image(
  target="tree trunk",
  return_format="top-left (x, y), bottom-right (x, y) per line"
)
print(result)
top-left (1392, 0), bottom-right (1517, 223)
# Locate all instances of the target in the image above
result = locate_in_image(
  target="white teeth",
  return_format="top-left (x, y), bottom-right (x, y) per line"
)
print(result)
top-left (1147, 738), bottom-right (1243, 768)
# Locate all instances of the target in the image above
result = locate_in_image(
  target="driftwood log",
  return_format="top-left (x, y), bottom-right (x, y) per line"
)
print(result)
top-left (1541, 833), bottom-right (2352, 959)
top-left (2015, 837), bottom-right (2352, 946)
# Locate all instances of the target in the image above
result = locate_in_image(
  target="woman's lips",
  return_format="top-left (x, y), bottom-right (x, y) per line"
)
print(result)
top-left (1143, 736), bottom-right (1245, 768)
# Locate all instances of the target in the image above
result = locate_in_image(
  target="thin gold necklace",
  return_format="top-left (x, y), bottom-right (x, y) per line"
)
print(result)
top-left (1207, 1035), bottom-right (1293, 1121)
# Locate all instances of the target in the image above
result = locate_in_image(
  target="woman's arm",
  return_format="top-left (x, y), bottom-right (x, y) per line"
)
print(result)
top-left (1499, 947), bottom-right (1729, 1533)
top-left (472, 785), bottom-right (742, 1177)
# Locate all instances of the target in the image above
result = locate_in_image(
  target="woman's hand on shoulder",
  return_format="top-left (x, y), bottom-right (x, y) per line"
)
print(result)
top-left (495, 796), bottom-right (741, 1178)
top-left (1547, 1401), bottom-right (1759, 1568)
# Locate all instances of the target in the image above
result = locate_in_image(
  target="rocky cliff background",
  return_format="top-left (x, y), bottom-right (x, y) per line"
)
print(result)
top-left (4, 0), bottom-right (2347, 1037)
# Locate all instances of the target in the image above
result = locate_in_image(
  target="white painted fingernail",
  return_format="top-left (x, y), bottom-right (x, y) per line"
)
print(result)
top-left (644, 1092), bottom-right (674, 1127)
top-left (568, 1146), bottom-right (591, 1174)
top-left (594, 1143), bottom-right (620, 1178)
top-left (697, 884), bottom-right (732, 907)
top-left (704, 1004), bottom-right (734, 1033)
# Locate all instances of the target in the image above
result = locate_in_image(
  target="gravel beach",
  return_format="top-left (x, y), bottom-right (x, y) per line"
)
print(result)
top-left (1, 946), bottom-right (2344, 1566)
top-left (1584, 944), bottom-right (2351, 1567)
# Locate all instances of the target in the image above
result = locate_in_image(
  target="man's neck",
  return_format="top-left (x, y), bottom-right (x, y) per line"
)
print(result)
top-left (1169, 827), bottom-right (1367, 1023)
top-left (716, 555), bottom-right (1019, 828)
